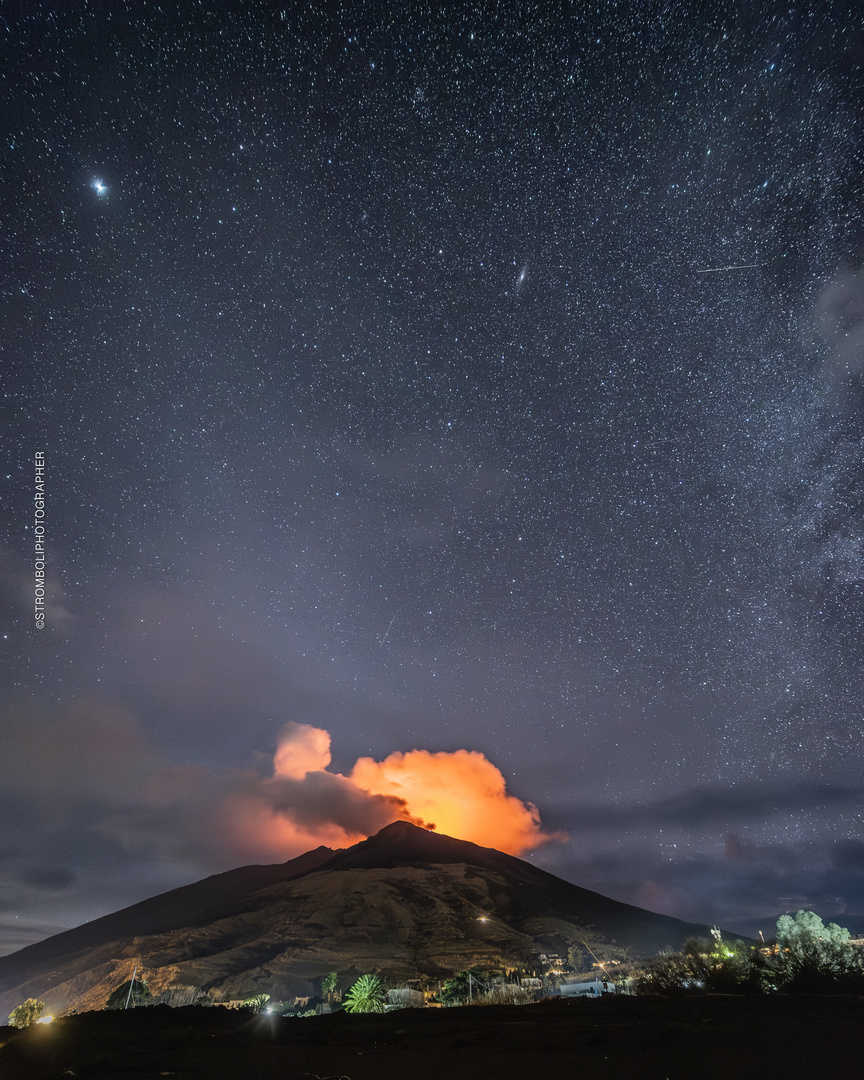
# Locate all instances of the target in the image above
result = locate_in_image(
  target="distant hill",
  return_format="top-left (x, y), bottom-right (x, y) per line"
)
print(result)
top-left (0, 822), bottom-right (739, 1014)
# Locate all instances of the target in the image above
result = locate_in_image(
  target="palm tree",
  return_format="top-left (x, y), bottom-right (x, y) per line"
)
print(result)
top-left (242, 993), bottom-right (271, 1012)
top-left (321, 971), bottom-right (339, 1002)
top-left (343, 974), bottom-right (385, 1013)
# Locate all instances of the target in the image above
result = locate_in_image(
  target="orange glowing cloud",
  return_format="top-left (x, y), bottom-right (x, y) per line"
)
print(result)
top-left (350, 747), bottom-right (554, 854)
top-left (220, 723), bottom-right (561, 861)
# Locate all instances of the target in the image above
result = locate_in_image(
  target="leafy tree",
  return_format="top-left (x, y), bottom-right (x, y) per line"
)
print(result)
top-left (771, 910), bottom-right (864, 994)
top-left (105, 979), bottom-right (155, 1010)
top-left (8, 998), bottom-right (45, 1028)
top-left (776, 909), bottom-right (851, 949)
top-left (321, 971), bottom-right (338, 1001)
top-left (342, 974), bottom-right (385, 1013)
top-left (439, 969), bottom-right (489, 1005)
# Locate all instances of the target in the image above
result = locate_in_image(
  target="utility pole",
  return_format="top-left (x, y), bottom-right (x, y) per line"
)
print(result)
top-left (467, 972), bottom-right (489, 1003)
top-left (124, 964), bottom-right (138, 1010)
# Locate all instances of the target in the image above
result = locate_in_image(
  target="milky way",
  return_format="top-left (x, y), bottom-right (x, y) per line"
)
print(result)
top-left (2, 2), bottom-right (864, 952)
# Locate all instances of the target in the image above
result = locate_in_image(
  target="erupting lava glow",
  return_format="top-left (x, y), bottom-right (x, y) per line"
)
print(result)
top-left (350, 746), bottom-right (552, 854)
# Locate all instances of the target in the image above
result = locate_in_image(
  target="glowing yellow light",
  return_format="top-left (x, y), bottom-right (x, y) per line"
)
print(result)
top-left (36, 1016), bottom-right (53, 1025)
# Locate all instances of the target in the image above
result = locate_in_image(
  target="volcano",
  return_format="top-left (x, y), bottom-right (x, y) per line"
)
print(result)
top-left (0, 822), bottom-right (734, 1014)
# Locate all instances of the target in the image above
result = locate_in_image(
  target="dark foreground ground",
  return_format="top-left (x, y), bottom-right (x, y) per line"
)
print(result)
top-left (1, 994), bottom-right (862, 1080)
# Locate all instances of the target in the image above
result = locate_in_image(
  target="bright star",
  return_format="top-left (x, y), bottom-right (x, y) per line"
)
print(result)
top-left (92, 180), bottom-right (107, 195)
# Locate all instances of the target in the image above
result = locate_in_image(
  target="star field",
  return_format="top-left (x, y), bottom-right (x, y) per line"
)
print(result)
top-left (2, 0), bottom-right (864, 950)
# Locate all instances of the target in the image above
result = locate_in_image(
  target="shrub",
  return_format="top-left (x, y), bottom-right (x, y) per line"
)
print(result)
top-left (160, 985), bottom-right (210, 1007)
top-left (635, 948), bottom-right (707, 995)
top-left (635, 935), bottom-right (762, 995)
top-left (8, 999), bottom-right (45, 1028)
top-left (471, 984), bottom-right (532, 1006)
top-left (636, 912), bottom-right (864, 997)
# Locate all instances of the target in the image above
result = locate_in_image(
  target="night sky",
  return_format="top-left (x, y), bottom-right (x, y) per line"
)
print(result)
top-left (3, 1), bottom-right (864, 956)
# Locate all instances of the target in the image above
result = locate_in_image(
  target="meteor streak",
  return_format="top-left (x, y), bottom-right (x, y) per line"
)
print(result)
top-left (696, 263), bottom-right (765, 273)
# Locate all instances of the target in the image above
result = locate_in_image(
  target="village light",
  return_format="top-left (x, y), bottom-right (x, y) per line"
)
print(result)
top-left (36, 1015), bottom-right (53, 1024)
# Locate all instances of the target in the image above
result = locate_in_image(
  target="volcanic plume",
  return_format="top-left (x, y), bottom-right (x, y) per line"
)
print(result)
top-left (221, 723), bottom-right (560, 860)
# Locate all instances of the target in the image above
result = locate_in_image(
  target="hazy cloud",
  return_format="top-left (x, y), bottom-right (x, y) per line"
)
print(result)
top-left (561, 781), bottom-right (864, 835)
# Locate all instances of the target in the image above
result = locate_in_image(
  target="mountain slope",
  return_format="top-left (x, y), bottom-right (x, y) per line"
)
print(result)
top-left (0, 823), bottom-right (735, 1014)
top-left (0, 845), bottom-right (334, 1005)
